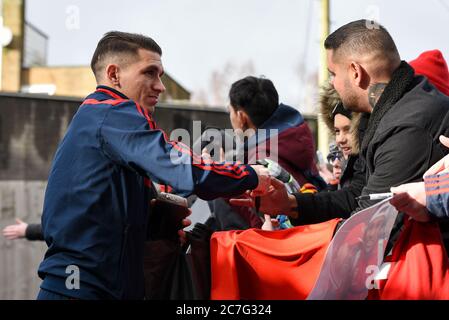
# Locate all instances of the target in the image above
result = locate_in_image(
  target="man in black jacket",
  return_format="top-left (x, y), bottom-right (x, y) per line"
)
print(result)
top-left (232, 19), bottom-right (449, 246)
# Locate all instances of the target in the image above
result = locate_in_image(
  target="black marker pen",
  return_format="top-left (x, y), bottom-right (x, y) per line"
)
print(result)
top-left (356, 192), bottom-right (393, 201)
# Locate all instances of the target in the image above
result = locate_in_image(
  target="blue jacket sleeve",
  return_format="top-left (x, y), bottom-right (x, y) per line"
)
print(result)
top-left (425, 172), bottom-right (449, 219)
top-left (98, 101), bottom-right (258, 200)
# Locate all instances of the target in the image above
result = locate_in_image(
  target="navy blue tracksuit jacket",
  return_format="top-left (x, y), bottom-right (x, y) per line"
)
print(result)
top-left (38, 86), bottom-right (258, 299)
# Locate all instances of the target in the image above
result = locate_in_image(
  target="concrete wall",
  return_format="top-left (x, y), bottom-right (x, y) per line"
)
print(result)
top-left (0, 181), bottom-right (47, 299)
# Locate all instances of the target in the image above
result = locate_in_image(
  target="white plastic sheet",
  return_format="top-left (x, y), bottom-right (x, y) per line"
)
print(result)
top-left (308, 198), bottom-right (398, 300)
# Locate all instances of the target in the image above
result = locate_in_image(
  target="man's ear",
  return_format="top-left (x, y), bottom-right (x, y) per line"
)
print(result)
top-left (238, 110), bottom-right (256, 131)
top-left (350, 61), bottom-right (370, 89)
top-left (106, 64), bottom-right (120, 87)
top-left (234, 110), bottom-right (244, 128)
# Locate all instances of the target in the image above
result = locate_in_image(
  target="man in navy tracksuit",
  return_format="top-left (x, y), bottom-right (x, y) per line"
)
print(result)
top-left (36, 31), bottom-right (268, 300)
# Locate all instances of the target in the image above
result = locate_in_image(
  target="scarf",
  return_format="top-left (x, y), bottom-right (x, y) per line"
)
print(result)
top-left (360, 61), bottom-right (415, 153)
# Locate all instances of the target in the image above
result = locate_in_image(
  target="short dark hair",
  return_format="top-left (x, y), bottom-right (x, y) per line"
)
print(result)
top-left (229, 76), bottom-right (279, 128)
top-left (324, 19), bottom-right (400, 63)
top-left (90, 31), bottom-right (162, 79)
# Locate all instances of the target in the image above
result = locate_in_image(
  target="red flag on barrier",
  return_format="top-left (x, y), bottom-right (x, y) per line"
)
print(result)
top-left (210, 219), bottom-right (340, 300)
top-left (369, 218), bottom-right (449, 300)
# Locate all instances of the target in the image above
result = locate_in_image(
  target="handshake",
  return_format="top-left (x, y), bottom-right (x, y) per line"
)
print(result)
top-left (235, 164), bottom-right (299, 218)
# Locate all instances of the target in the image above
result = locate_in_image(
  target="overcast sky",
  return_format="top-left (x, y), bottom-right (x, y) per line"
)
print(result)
top-left (26, 0), bottom-right (449, 110)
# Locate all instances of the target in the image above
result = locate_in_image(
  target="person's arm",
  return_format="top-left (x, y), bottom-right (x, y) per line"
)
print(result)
top-left (289, 156), bottom-right (365, 225)
top-left (293, 126), bottom-right (437, 225)
top-left (389, 173), bottom-right (449, 222)
top-left (424, 172), bottom-right (449, 219)
top-left (388, 135), bottom-right (449, 221)
top-left (357, 127), bottom-right (434, 207)
top-left (99, 101), bottom-right (265, 200)
top-left (229, 161), bottom-right (364, 224)
top-left (25, 223), bottom-right (44, 241)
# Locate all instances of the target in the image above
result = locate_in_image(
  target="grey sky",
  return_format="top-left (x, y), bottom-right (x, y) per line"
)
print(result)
top-left (26, 0), bottom-right (449, 110)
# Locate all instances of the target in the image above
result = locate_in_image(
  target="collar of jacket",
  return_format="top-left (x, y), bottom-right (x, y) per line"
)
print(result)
top-left (245, 103), bottom-right (304, 149)
top-left (95, 85), bottom-right (129, 100)
top-left (360, 61), bottom-right (415, 153)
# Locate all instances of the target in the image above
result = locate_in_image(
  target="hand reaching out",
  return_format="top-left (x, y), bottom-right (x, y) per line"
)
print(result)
top-left (2, 218), bottom-right (28, 240)
top-left (230, 177), bottom-right (298, 217)
top-left (250, 165), bottom-right (271, 196)
top-left (390, 182), bottom-right (430, 222)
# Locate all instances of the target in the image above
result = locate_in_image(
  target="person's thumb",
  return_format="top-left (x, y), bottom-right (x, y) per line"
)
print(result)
top-left (270, 177), bottom-right (285, 189)
top-left (15, 218), bottom-right (24, 225)
top-left (440, 135), bottom-right (449, 148)
top-left (390, 185), bottom-right (404, 194)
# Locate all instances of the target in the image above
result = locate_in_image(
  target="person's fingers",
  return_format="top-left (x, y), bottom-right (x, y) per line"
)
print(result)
top-left (229, 198), bottom-right (254, 207)
top-left (220, 148), bottom-right (225, 162)
top-left (178, 230), bottom-right (187, 245)
top-left (3, 226), bottom-right (20, 233)
top-left (270, 219), bottom-right (280, 228)
top-left (390, 192), bottom-right (411, 207)
top-left (250, 177), bottom-right (284, 198)
top-left (440, 135), bottom-right (449, 148)
top-left (270, 177), bottom-right (285, 189)
top-left (425, 158), bottom-right (445, 176)
top-left (181, 218), bottom-right (191, 227)
top-left (2, 230), bottom-right (18, 240)
top-left (390, 186), bottom-right (403, 193)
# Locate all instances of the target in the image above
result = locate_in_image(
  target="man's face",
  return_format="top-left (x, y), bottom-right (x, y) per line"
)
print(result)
top-left (331, 158), bottom-right (342, 180)
top-left (327, 50), bottom-right (361, 112)
top-left (119, 48), bottom-right (166, 113)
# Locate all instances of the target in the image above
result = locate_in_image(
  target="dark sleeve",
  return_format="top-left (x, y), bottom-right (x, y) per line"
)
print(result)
top-left (357, 127), bottom-right (433, 209)
top-left (25, 223), bottom-right (44, 241)
top-left (290, 156), bottom-right (365, 225)
top-left (291, 126), bottom-right (434, 226)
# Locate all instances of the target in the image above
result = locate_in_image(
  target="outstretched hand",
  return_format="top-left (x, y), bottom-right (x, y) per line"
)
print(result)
top-left (2, 218), bottom-right (28, 240)
top-left (250, 165), bottom-right (271, 196)
top-left (230, 177), bottom-right (298, 217)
